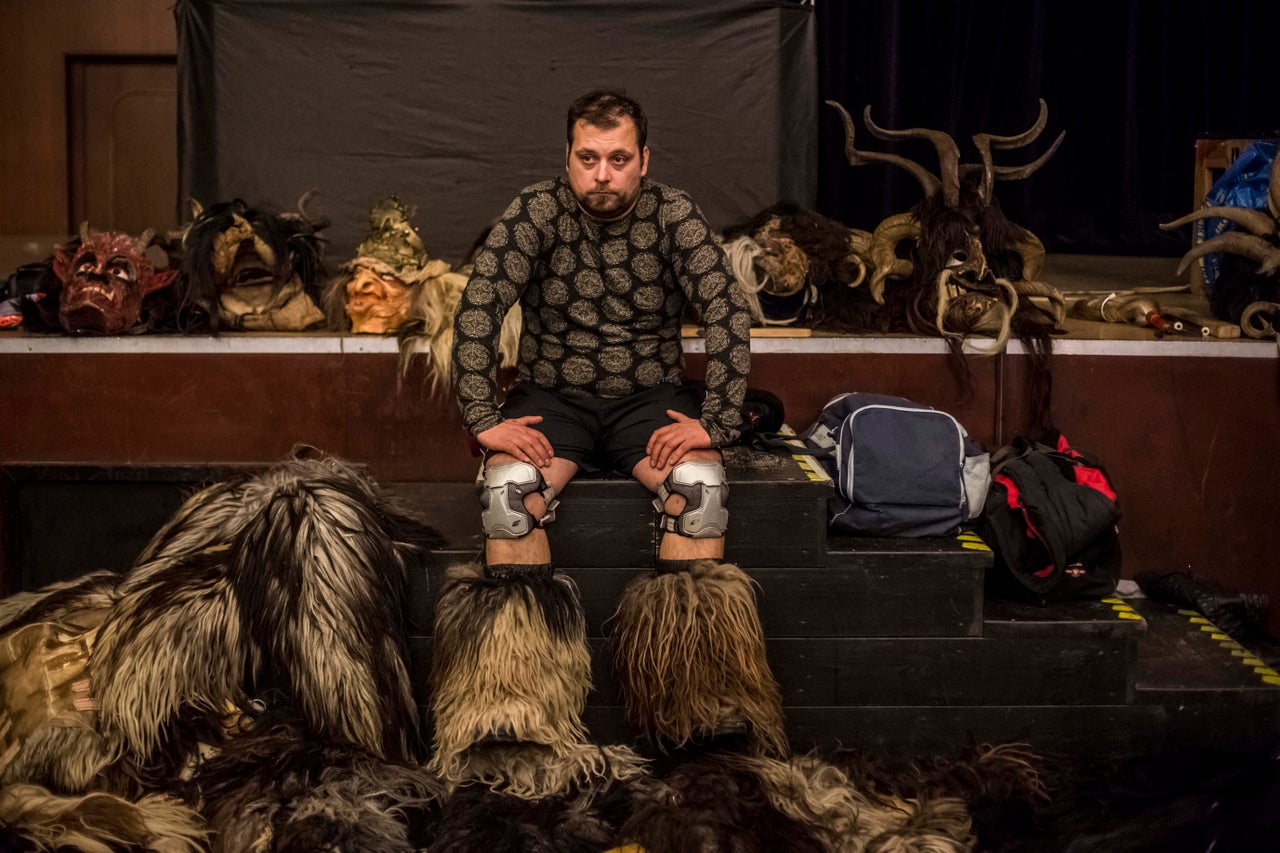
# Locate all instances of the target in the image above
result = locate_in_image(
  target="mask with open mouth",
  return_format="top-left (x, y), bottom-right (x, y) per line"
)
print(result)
top-left (37, 225), bottom-right (178, 335)
top-left (178, 195), bottom-right (329, 331)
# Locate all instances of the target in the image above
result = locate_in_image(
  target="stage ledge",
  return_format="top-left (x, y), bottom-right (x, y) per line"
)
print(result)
top-left (0, 331), bottom-right (1273, 359)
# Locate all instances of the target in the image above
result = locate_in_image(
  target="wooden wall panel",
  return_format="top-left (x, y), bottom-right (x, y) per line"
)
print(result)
top-left (1003, 354), bottom-right (1280, 636)
top-left (0, 0), bottom-right (175, 233)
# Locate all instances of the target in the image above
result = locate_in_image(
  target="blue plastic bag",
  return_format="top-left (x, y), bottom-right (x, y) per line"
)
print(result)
top-left (1196, 141), bottom-right (1278, 297)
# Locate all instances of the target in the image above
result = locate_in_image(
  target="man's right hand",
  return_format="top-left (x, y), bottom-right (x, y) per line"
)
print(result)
top-left (476, 416), bottom-right (554, 468)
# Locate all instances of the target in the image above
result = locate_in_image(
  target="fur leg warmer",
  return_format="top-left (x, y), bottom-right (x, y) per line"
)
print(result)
top-left (612, 559), bottom-right (787, 756)
top-left (430, 562), bottom-right (611, 796)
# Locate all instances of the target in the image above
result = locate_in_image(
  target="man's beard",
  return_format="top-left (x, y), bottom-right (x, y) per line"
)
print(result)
top-left (577, 187), bottom-right (637, 220)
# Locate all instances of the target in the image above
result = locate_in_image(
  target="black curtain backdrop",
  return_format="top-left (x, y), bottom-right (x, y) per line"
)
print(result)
top-left (815, 0), bottom-right (1280, 255)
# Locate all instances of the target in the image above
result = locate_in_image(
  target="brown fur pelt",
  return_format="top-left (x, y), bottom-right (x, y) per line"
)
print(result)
top-left (611, 560), bottom-right (787, 757)
top-left (224, 456), bottom-right (437, 762)
top-left (619, 752), bottom-right (827, 853)
top-left (0, 784), bottom-right (206, 853)
top-left (187, 711), bottom-right (444, 853)
top-left (731, 752), bottom-right (975, 853)
top-left (427, 770), bottom-right (647, 853)
top-left (92, 453), bottom-right (440, 770)
top-left (428, 562), bottom-right (595, 796)
top-left (396, 269), bottom-right (521, 396)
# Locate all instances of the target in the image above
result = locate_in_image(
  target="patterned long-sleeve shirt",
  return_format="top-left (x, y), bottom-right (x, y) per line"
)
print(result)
top-left (452, 176), bottom-right (752, 447)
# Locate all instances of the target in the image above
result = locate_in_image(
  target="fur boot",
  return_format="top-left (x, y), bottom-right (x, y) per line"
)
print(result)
top-left (611, 559), bottom-right (786, 756)
top-left (428, 562), bottom-right (596, 795)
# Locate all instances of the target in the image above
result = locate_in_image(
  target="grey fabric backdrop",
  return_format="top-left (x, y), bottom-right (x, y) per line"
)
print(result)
top-left (177, 0), bottom-right (816, 266)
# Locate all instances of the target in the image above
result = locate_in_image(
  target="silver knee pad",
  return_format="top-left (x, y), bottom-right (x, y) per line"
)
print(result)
top-left (478, 461), bottom-right (558, 539)
top-left (654, 459), bottom-right (729, 538)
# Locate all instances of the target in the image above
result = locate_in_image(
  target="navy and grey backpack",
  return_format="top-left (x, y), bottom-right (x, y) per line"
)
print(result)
top-left (800, 392), bottom-right (991, 537)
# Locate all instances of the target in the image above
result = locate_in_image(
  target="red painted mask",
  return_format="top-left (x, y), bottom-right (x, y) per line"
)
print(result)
top-left (51, 230), bottom-right (176, 334)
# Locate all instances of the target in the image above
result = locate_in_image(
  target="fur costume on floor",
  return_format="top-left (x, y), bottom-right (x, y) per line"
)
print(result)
top-left (619, 752), bottom-right (828, 853)
top-left (429, 562), bottom-right (637, 797)
top-left (0, 571), bottom-right (124, 795)
top-left (187, 711), bottom-right (444, 853)
top-left (0, 786), bottom-right (206, 853)
top-left (427, 772), bottom-right (647, 852)
top-left (91, 453), bottom-right (437, 770)
top-left (0, 452), bottom-right (441, 850)
top-left (611, 559), bottom-right (787, 757)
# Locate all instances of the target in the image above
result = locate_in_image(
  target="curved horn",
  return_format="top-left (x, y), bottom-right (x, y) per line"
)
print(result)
top-left (296, 189), bottom-right (319, 222)
top-left (1011, 229), bottom-right (1047, 282)
top-left (867, 212), bottom-right (920, 303)
top-left (1175, 231), bottom-right (1280, 277)
top-left (188, 198), bottom-right (204, 220)
top-left (1013, 278), bottom-right (1067, 329)
top-left (79, 220), bottom-right (92, 242)
top-left (1241, 300), bottom-right (1280, 339)
top-left (825, 100), bottom-right (942, 200)
top-left (971, 102), bottom-right (1064, 203)
top-left (1160, 206), bottom-right (1279, 239)
top-left (863, 105), bottom-right (960, 207)
top-left (137, 228), bottom-right (157, 250)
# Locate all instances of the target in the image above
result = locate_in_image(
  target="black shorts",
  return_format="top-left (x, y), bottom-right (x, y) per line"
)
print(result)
top-left (499, 381), bottom-right (702, 475)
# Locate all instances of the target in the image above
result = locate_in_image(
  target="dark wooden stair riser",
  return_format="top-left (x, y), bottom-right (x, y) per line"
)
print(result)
top-left (410, 560), bottom-right (985, 639)
top-left (405, 634), bottom-right (1134, 709)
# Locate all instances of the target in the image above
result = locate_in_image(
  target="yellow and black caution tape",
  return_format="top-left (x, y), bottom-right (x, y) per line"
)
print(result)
top-left (1101, 597), bottom-right (1144, 621)
top-left (1174, 608), bottom-right (1280, 687)
top-left (956, 531), bottom-right (991, 552)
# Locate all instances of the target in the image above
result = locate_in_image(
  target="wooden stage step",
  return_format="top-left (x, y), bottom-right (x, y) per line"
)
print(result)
top-left (392, 450), bottom-right (1280, 765)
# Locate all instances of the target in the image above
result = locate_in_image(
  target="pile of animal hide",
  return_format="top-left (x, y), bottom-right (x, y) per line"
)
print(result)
top-left (1, 450), bottom-right (1052, 851)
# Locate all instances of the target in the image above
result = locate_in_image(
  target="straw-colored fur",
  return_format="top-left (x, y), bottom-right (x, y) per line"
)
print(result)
top-left (0, 784), bottom-right (206, 852)
top-left (732, 752), bottom-right (976, 852)
top-left (612, 559), bottom-right (787, 756)
top-left (397, 270), bottom-right (522, 395)
top-left (429, 562), bottom-right (594, 793)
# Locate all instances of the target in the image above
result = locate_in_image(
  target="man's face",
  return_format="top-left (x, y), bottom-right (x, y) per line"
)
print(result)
top-left (566, 117), bottom-right (649, 219)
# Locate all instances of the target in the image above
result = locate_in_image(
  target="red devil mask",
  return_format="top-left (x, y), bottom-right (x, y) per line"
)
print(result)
top-left (51, 227), bottom-right (177, 335)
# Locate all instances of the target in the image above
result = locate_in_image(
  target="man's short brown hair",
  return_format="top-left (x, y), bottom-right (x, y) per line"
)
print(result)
top-left (566, 89), bottom-right (647, 150)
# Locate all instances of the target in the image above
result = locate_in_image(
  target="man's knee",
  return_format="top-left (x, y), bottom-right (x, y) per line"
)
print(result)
top-left (655, 453), bottom-right (729, 539)
top-left (478, 457), bottom-right (558, 539)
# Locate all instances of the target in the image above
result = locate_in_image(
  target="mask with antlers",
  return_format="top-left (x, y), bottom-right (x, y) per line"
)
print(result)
top-left (826, 99), bottom-right (1067, 351)
top-left (177, 194), bottom-right (329, 332)
top-left (1160, 147), bottom-right (1280, 326)
top-left (21, 224), bottom-right (179, 335)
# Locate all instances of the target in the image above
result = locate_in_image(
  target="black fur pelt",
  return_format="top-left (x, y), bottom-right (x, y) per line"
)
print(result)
top-left (619, 753), bottom-right (826, 853)
top-left (426, 778), bottom-right (638, 853)
top-left (830, 742), bottom-right (1049, 850)
top-left (188, 709), bottom-right (444, 853)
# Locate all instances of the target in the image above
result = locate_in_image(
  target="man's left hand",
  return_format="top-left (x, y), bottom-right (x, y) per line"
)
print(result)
top-left (646, 410), bottom-right (711, 470)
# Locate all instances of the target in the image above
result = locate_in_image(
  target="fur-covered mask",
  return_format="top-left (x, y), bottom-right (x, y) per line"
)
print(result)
top-left (178, 195), bottom-right (328, 331)
top-left (46, 226), bottom-right (176, 335)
